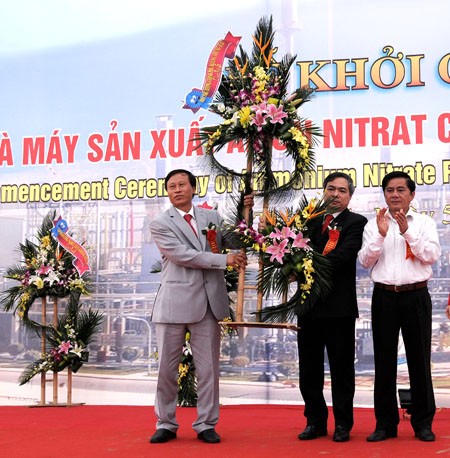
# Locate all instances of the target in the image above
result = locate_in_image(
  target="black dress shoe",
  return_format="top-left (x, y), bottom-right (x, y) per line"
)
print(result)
top-left (197, 428), bottom-right (221, 443)
top-left (415, 428), bottom-right (435, 441)
top-left (149, 428), bottom-right (177, 443)
top-left (298, 425), bottom-right (327, 440)
top-left (366, 429), bottom-right (397, 442)
top-left (333, 425), bottom-right (350, 442)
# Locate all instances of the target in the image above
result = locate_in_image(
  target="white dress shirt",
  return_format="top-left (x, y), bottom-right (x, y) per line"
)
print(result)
top-left (176, 207), bottom-right (199, 234)
top-left (358, 209), bottom-right (441, 285)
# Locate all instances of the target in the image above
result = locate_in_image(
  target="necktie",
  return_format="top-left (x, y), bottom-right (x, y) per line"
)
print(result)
top-left (183, 214), bottom-right (197, 236)
top-left (321, 214), bottom-right (334, 234)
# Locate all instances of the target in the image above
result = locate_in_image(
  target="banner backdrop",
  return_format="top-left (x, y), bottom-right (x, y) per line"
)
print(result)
top-left (1, 0), bottom-right (449, 402)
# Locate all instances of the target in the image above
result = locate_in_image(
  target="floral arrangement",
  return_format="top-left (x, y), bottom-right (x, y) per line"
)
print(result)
top-left (197, 15), bottom-right (321, 198)
top-left (1, 211), bottom-right (90, 327)
top-left (19, 295), bottom-right (103, 385)
top-left (232, 195), bottom-right (333, 322)
top-left (177, 331), bottom-right (198, 407)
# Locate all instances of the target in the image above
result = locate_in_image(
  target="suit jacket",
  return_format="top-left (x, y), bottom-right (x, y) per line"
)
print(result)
top-left (149, 205), bottom-right (230, 323)
top-left (306, 208), bottom-right (367, 319)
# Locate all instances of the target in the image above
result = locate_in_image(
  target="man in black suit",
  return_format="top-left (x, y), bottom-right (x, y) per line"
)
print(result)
top-left (297, 172), bottom-right (367, 442)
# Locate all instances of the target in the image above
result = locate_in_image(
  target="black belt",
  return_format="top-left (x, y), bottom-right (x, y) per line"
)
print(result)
top-left (374, 281), bottom-right (428, 293)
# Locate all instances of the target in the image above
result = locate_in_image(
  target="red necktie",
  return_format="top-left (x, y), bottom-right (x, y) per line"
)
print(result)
top-left (322, 214), bottom-right (334, 234)
top-left (183, 214), bottom-right (197, 236)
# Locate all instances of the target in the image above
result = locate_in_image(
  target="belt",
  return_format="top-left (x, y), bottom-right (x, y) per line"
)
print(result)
top-left (374, 281), bottom-right (428, 293)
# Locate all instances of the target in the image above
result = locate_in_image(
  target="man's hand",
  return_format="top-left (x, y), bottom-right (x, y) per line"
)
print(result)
top-left (376, 207), bottom-right (389, 237)
top-left (394, 208), bottom-right (409, 235)
top-left (257, 215), bottom-right (266, 233)
top-left (226, 252), bottom-right (248, 272)
top-left (243, 193), bottom-right (255, 209)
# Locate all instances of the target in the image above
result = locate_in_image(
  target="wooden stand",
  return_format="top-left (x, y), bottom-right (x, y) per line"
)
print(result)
top-left (34, 297), bottom-right (82, 407)
top-left (228, 151), bottom-right (298, 331)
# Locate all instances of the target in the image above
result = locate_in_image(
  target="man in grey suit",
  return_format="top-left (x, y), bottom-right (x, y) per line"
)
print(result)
top-left (149, 169), bottom-right (250, 444)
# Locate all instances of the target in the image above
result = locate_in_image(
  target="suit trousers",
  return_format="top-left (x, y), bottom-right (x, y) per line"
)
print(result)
top-left (154, 308), bottom-right (221, 433)
top-left (371, 286), bottom-right (435, 432)
top-left (297, 316), bottom-right (356, 430)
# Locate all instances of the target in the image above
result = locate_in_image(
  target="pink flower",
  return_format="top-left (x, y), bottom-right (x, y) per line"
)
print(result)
top-left (58, 341), bottom-right (73, 354)
top-left (49, 347), bottom-right (62, 361)
top-left (266, 239), bottom-right (290, 264)
top-left (293, 233), bottom-right (310, 249)
top-left (253, 232), bottom-right (265, 246)
top-left (269, 226), bottom-right (295, 241)
top-left (266, 104), bottom-right (288, 124)
top-left (250, 109), bottom-right (267, 131)
top-left (37, 264), bottom-right (53, 275)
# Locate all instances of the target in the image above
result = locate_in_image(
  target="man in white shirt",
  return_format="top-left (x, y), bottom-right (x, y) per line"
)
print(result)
top-left (358, 171), bottom-right (441, 442)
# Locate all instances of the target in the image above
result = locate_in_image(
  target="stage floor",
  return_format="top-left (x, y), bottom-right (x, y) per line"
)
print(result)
top-left (2, 405), bottom-right (450, 458)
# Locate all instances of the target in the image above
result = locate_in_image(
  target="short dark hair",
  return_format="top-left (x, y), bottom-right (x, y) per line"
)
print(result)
top-left (381, 171), bottom-right (415, 192)
top-left (164, 169), bottom-right (197, 190)
top-left (323, 172), bottom-right (355, 196)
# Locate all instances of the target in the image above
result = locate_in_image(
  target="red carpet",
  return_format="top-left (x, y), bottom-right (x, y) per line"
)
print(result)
top-left (2, 405), bottom-right (450, 458)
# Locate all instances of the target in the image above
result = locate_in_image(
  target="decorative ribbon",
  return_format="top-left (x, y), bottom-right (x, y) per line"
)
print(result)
top-left (405, 240), bottom-right (415, 260)
top-left (322, 229), bottom-right (340, 256)
top-left (183, 32), bottom-right (241, 113)
top-left (206, 229), bottom-right (220, 253)
top-left (51, 216), bottom-right (90, 276)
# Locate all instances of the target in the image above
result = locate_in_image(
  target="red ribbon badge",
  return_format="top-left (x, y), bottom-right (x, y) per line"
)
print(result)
top-left (206, 229), bottom-right (220, 253)
top-left (405, 241), bottom-right (415, 260)
top-left (322, 229), bottom-right (340, 256)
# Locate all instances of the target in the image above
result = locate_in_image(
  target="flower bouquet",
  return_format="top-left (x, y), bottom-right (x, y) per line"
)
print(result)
top-left (1, 211), bottom-right (90, 327)
top-left (197, 15), bottom-right (321, 200)
top-left (19, 295), bottom-right (103, 385)
top-left (232, 196), bottom-right (333, 323)
top-left (177, 331), bottom-right (198, 407)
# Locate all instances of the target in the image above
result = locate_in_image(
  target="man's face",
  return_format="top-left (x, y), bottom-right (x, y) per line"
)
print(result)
top-left (323, 177), bottom-right (352, 212)
top-left (166, 173), bottom-right (195, 211)
top-left (383, 177), bottom-right (415, 214)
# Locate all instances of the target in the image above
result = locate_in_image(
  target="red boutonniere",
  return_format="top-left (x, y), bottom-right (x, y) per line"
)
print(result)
top-left (323, 226), bottom-right (340, 256)
top-left (202, 223), bottom-right (220, 253)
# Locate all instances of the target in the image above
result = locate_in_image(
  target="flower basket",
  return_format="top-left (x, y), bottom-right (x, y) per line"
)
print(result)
top-left (231, 196), bottom-right (333, 323)
top-left (0, 210), bottom-right (90, 329)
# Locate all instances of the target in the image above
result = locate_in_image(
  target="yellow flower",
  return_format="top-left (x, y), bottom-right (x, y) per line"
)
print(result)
top-left (302, 198), bottom-right (326, 221)
top-left (267, 97), bottom-right (280, 106)
top-left (30, 277), bottom-right (44, 289)
top-left (254, 66), bottom-right (269, 81)
top-left (288, 126), bottom-right (306, 143)
top-left (41, 235), bottom-right (51, 249)
top-left (238, 106), bottom-right (252, 128)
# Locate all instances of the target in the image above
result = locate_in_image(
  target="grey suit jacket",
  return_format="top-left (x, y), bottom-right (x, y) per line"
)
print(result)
top-left (149, 205), bottom-right (230, 323)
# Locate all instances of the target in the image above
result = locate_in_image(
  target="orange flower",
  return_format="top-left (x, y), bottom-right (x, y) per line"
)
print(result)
top-left (263, 210), bottom-right (276, 226)
top-left (279, 209), bottom-right (296, 227)
top-left (234, 56), bottom-right (248, 76)
top-left (252, 33), bottom-right (274, 67)
top-left (303, 200), bottom-right (326, 221)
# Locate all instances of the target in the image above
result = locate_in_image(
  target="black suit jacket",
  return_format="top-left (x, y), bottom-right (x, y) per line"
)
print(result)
top-left (306, 208), bottom-right (367, 319)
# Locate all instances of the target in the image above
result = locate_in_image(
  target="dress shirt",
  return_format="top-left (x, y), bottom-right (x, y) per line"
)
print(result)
top-left (176, 207), bottom-right (199, 235)
top-left (358, 209), bottom-right (440, 285)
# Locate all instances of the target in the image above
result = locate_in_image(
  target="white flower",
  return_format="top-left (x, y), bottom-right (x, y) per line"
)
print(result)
top-left (44, 270), bottom-right (61, 285)
top-left (69, 342), bottom-right (86, 358)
